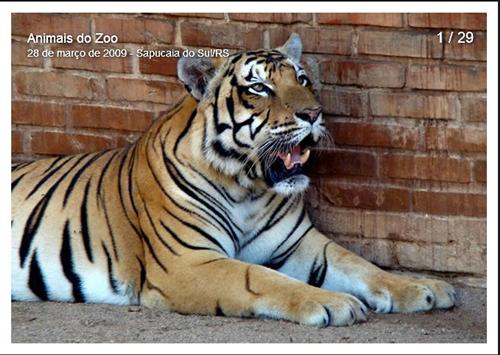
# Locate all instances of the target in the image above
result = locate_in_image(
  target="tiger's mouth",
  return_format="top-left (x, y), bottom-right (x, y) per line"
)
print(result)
top-left (265, 134), bottom-right (315, 186)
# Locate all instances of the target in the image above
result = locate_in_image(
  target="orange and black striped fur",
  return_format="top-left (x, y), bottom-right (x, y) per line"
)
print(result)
top-left (12, 34), bottom-right (456, 326)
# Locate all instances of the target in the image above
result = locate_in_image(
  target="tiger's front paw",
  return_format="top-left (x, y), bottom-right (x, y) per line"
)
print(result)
top-left (286, 291), bottom-right (368, 327)
top-left (418, 278), bottom-right (457, 309)
top-left (364, 273), bottom-right (456, 313)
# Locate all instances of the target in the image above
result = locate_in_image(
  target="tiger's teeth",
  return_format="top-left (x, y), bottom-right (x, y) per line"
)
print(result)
top-left (300, 149), bottom-right (311, 165)
top-left (285, 153), bottom-right (292, 170)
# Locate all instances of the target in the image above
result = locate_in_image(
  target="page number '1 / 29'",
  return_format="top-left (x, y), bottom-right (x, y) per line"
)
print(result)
top-left (437, 31), bottom-right (474, 44)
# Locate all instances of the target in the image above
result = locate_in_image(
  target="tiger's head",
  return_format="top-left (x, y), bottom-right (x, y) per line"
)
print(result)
top-left (178, 34), bottom-right (327, 195)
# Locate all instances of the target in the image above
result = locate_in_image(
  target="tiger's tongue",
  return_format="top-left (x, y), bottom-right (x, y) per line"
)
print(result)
top-left (289, 145), bottom-right (302, 164)
top-left (277, 146), bottom-right (310, 170)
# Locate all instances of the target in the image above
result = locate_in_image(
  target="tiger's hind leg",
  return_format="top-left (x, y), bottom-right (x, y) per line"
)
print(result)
top-left (139, 251), bottom-right (367, 327)
top-left (273, 229), bottom-right (456, 314)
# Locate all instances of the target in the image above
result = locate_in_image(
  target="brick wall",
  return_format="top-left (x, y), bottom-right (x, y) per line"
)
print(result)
top-left (11, 13), bottom-right (487, 276)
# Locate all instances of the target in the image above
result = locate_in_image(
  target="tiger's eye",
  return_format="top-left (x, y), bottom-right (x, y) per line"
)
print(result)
top-left (298, 75), bottom-right (309, 86)
top-left (251, 83), bottom-right (265, 92)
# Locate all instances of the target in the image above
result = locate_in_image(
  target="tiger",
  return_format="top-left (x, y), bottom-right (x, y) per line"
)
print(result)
top-left (11, 33), bottom-right (456, 327)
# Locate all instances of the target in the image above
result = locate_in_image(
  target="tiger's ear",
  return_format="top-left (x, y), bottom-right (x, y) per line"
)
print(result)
top-left (177, 56), bottom-right (218, 100)
top-left (277, 33), bottom-right (302, 63)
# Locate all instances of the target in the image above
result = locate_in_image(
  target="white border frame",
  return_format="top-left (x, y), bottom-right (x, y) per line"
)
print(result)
top-left (1, 2), bottom-right (498, 354)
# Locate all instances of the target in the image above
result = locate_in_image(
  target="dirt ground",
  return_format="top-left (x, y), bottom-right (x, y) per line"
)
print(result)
top-left (12, 277), bottom-right (486, 343)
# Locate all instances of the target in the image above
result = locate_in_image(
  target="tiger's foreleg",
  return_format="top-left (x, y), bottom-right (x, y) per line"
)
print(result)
top-left (140, 251), bottom-right (367, 327)
top-left (275, 229), bottom-right (456, 313)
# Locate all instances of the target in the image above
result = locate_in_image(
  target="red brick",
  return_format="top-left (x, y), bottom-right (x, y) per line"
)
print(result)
top-left (407, 64), bottom-right (486, 91)
top-left (324, 208), bottom-right (486, 245)
top-left (317, 13), bottom-right (403, 27)
top-left (181, 22), bottom-right (262, 50)
top-left (168, 13), bottom-right (225, 19)
top-left (106, 78), bottom-right (185, 105)
top-left (320, 60), bottom-right (405, 88)
top-left (12, 100), bottom-right (65, 127)
top-left (380, 155), bottom-right (470, 183)
top-left (358, 30), bottom-right (442, 58)
top-left (332, 122), bottom-right (419, 149)
top-left (270, 27), bottom-right (352, 55)
top-left (31, 131), bottom-right (113, 155)
top-left (317, 210), bottom-right (486, 275)
top-left (395, 238), bottom-right (486, 273)
top-left (320, 87), bottom-right (366, 117)
top-left (15, 72), bottom-right (100, 99)
top-left (71, 105), bottom-right (153, 132)
top-left (409, 13), bottom-right (486, 30)
top-left (229, 13), bottom-right (312, 24)
top-left (447, 128), bottom-right (487, 153)
top-left (12, 131), bottom-right (23, 154)
top-left (413, 191), bottom-right (486, 217)
top-left (444, 32), bottom-right (486, 61)
top-left (94, 16), bottom-right (174, 44)
top-left (139, 48), bottom-right (178, 76)
top-left (12, 13), bottom-right (90, 37)
top-left (426, 127), bottom-right (486, 152)
top-left (12, 40), bottom-right (43, 67)
top-left (461, 96), bottom-right (486, 122)
top-left (424, 127), bottom-right (445, 151)
top-left (369, 92), bottom-right (458, 120)
top-left (307, 150), bottom-right (377, 177)
top-left (473, 161), bottom-right (486, 183)
top-left (51, 44), bottom-right (132, 73)
top-left (322, 182), bottom-right (410, 212)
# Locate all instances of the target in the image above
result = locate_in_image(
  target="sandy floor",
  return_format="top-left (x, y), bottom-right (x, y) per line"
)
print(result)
top-left (12, 280), bottom-right (486, 343)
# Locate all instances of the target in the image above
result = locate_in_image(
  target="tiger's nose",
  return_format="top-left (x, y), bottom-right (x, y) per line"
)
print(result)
top-left (296, 107), bottom-right (322, 124)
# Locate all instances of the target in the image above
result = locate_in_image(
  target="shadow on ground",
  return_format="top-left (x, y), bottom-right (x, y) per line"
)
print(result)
top-left (12, 281), bottom-right (486, 343)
